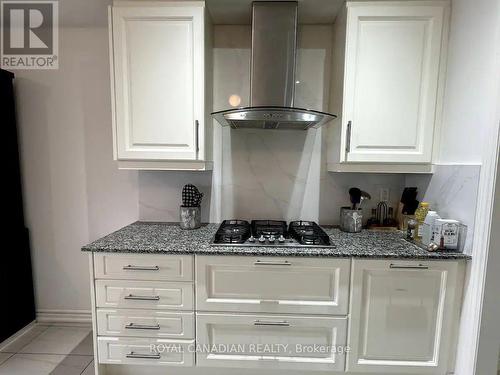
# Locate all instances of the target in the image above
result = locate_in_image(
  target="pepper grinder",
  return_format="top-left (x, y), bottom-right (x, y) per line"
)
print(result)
top-left (407, 219), bottom-right (417, 240)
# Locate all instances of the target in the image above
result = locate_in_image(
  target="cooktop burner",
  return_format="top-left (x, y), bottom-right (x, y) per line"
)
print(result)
top-left (211, 220), bottom-right (334, 248)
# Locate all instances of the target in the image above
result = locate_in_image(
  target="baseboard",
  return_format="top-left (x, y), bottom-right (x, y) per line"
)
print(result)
top-left (36, 309), bottom-right (92, 324)
top-left (0, 320), bottom-right (36, 351)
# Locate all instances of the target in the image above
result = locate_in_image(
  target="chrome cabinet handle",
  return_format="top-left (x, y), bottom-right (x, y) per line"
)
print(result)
top-left (125, 323), bottom-right (161, 330)
top-left (254, 260), bottom-right (291, 266)
top-left (254, 320), bottom-right (290, 327)
top-left (126, 352), bottom-right (161, 360)
top-left (195, 120), bottom-right (200, 159)
top-left (124, 294), bottom-right (160, 301)
top-left (122, 265), bottom-right (159, 271)
top-left (390, 263), bottom-right (429, 270)
top-left (345, 120), bottom-right (352, 155)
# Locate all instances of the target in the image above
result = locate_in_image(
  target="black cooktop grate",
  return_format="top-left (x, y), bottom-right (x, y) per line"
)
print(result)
top-left (213, 220), bottom-right (251, 244)
top-left (288, 221), bottom-right (331, 246)
top-left (251, 220), bottom-right (287, 238)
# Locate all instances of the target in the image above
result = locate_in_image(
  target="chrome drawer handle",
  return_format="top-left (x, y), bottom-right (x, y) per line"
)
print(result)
top-left (124, 294), bottom-right (160, 301)
top-left (390, 263), bottom-right (429, 270)
top-left (126, 352), bottom-right (161, 360)
top-left (254, 260), bottom-right (291, 266)
top-left (254, 320), bottom-right (290, 327)
top-left (125, 323), bottom-right (161, 330)
top-left (123, 265), bottom-right (159, 271)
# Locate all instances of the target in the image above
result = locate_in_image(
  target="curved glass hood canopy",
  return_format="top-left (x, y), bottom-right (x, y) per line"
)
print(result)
top-left (212, 106), bottom-right (336, 130)
top-left (211, 2), bottom-right (337, 130)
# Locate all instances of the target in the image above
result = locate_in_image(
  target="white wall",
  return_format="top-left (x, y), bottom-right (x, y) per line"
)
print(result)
top-left (404, 0), bottom-right (500, 253)
top-left (437, 0), bottom-right (500, 164)
top-left (438, 0), bottom-right (500, 374)
top-left (475, 129), bottom-right (500, 375)
top-left (15, 27), bottom-right (139, 315)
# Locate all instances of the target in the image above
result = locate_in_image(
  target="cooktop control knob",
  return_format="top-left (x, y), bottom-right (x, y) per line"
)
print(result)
top-left (278, 235), bottom-right (286, 243)
top-left (258, 235), bottom-right (266, 243)
top-left (248, 236), bottom-right (255, 242)
top-left (268, 235), bottom-right (276, 243)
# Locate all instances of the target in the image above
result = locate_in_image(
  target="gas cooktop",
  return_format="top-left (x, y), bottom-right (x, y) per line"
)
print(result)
top-left (211, 220), bottom-right (334, 248)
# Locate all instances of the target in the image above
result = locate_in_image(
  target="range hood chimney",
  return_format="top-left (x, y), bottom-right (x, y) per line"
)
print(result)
top-left (211, 1), bottom-right (336, 130)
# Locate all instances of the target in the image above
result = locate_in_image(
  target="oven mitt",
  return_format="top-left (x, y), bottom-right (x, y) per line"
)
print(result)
top-left (182, 184), bottom-right (203, 207)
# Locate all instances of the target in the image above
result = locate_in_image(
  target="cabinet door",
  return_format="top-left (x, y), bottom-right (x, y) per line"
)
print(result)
top-left (196, 312), bottom-right (347, 371)
top-left (111, 5), bottom-right (204, 160)
top-left (347, 259), bottom-right (460, 374)
top-left (342, 3), bottom-right (445, 163)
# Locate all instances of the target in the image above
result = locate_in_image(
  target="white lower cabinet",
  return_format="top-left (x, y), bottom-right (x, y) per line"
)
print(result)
top-left (347, 259), bottom-right (462, 374)
top-left (97, 337), bottom-right (194, 366)
top-left (196, 312), bottom-right (347, 371)
top-left (89, 253), bottom-right (465, 375)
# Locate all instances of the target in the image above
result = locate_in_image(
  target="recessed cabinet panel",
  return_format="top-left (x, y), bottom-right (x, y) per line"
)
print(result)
top-left (196, 256), bottom-right (350, 315)
top-left (111, 5), bottom-right (205, 161)
top-left (353, 20), bottom-right (427, 150)
top-left (196, 312), bottom-right (347, 371)
top-left (125, 19), bottom-right (194, 146)
top-left (347, 259), bottom-right (459, 374)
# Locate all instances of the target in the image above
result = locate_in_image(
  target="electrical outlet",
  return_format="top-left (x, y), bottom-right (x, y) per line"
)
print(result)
top-left (380, 188), bottom-right (390, 202)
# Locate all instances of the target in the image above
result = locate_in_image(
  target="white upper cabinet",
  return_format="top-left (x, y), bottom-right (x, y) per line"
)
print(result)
top-left (347, 259), bottom-right (463, 374)
top-left (109, 2), bottom-right (212, 170)
top-left (328, 1), bottom-right (449, 172)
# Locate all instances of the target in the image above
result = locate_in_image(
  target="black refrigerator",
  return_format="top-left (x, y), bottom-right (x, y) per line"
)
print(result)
top-left (1, 68), bottom-right (36, 342)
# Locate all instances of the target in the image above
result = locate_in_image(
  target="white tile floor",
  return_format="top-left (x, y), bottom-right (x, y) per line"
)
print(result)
top-left (0, 324), bottom-right (94, 375)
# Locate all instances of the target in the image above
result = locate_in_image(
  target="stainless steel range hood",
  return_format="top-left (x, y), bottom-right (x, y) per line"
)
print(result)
top-left (211, 1), bottom-right (336, 130)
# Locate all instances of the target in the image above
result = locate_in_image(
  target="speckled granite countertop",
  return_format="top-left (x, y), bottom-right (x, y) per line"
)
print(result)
top-left (81, 222), bottom-right (470, 260)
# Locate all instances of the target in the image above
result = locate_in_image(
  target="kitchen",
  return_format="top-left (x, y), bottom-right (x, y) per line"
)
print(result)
top-left (1, 0), bottom-right (499, 374)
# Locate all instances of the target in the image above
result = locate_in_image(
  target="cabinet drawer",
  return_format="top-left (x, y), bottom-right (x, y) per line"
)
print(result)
top-left (94, 253), bottom-right (193, 281)
top-left (95, 280), bottom-right (193, 310)
top-left (196, 312), bottom-right (347, 371)
top-left (196, 256), bottom-right (350, 315)
top-left (97, 337), bottom-right (194, 366)
top-left (97, 309), bottom-right (194, 339)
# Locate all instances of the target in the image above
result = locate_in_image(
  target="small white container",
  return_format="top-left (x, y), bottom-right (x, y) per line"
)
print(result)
top-left (421, 211), bottom-right (440, 245)
top-left (434, 219), bottom-right (460, 250)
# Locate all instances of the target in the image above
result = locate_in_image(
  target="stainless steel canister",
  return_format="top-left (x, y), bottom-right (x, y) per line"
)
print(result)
top-left (179, 206), bottom-right (201, 230)
top-left (340, 207), bottom-right (363, 233)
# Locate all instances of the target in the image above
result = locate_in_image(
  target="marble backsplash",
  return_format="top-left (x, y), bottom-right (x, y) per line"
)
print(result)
top-left (406, 164), bottom-right (481, 253)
